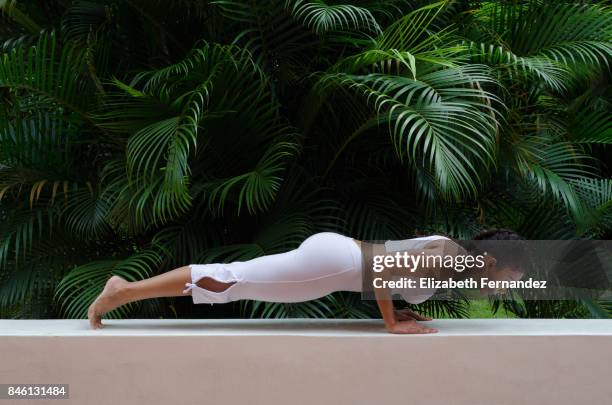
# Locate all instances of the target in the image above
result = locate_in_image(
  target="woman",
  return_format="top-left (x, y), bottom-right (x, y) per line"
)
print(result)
top-left (87, 229), bottom-right (525, 333)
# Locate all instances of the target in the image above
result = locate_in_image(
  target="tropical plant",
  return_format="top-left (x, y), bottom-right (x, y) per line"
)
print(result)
top-left (1, 0), bottom-right (610, 320)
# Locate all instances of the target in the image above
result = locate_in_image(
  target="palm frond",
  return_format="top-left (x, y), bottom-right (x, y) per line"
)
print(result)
top-left (285, 0), bottom-right (381, 35)
top-left (0, 205), bottom-right (57, 271)
top-left (0, 32), bottom-right (96, 118)
top-left (203, 139), bottom-right (300, 215)
top-left (464, 42), bottom-right (571, 92)
top-left (515, 139), bottom-right (595, 219)
top-left (0, 0), bottom-right (41, 34)
top-left (54, 249), bottom-right (163, 319)
top-left (319, 64), bottom-right (501, 199)
top-left (569, 106), bottom-right (612, 144)
top-left (466, 1), bottom-right (612, 92)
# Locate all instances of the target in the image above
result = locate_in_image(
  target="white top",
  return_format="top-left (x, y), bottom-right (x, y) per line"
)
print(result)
top-left (384, 235), bottom-right (451, 252)
top-left (385, 235), bottom-right (451, 304)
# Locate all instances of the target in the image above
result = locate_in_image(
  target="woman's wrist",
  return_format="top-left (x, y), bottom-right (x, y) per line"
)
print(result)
top-left (384, 315), bottom-right (397, 330)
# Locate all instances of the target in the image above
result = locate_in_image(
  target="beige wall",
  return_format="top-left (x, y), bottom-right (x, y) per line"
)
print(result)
top-left (1, 319), bottom-right (611, 405)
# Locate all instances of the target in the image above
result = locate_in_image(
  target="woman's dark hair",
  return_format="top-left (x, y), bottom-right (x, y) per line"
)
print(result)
top-left (472, 228), bottom-right (525, 241)
top-left (470, 228), bottom-right (527, 271)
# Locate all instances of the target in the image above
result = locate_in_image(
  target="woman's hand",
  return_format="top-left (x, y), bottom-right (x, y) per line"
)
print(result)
top-left (386, 320), bottom-right (438, 334)
top-left (394, 308), bottom-right (432, 322)
top-left (373, 278), bottom-right (437, 334)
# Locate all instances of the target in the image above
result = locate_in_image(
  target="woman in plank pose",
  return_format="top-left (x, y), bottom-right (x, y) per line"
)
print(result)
top-left (87, 229), bottom-right (524, 333)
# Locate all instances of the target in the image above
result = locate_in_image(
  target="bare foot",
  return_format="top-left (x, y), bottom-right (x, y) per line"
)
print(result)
top-left (87, 275), bottom-right (130, 329)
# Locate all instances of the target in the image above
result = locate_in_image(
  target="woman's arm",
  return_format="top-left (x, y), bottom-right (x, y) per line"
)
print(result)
top-left (373, 272), bottom-right (438, 334)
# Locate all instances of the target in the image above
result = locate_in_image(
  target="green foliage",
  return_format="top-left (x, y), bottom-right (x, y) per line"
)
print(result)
top-left (0, 0), bottom-right (611, 320)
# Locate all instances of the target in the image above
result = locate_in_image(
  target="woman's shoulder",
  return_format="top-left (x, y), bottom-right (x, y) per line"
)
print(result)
top-left (407, 235), bottom-right (451, 241)
top-left (356, 235), bottom-right (456, 255)
top-left (384, 235), bottom-right (451, 252)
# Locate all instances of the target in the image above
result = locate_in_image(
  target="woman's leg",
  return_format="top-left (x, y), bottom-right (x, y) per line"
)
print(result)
top-left (87, 232), bottom-right (359, 328)
top-left (87, 266), bottom-right (234, 329)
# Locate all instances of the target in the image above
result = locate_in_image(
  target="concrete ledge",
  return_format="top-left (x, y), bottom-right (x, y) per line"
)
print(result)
top-left (2, 318), bottom-right (612, 335)
top-left (1, 319), bottom-right (612, 405)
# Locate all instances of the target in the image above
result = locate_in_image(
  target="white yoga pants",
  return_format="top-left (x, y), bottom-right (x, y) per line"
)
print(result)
top-left (182, 232), bottom-right (363, 304)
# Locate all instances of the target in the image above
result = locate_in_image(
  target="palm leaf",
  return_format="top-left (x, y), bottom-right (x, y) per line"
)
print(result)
top-left (0, 32), bottom-right (97, 120)
top-left (0, 0), bottom-right (41, 34)
top-left (54, 249), bottom-right (163, 318)
top-left (320, 64), bottom-right (501, 199)
top-left (203, 140), bottom-right (300, 215)
top-left (285, 0), bottom-right (381, 35)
